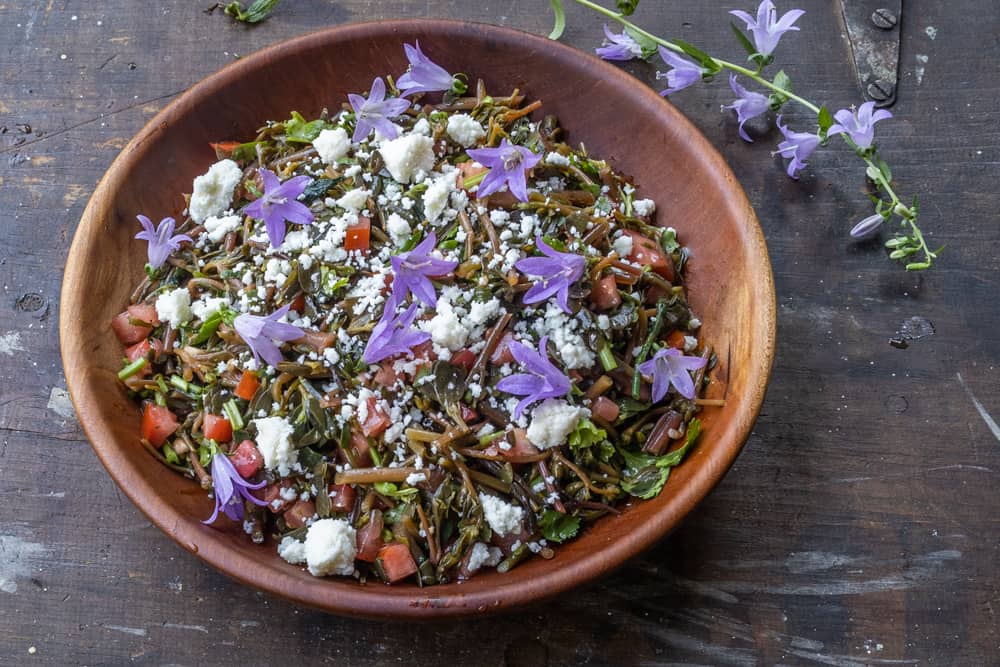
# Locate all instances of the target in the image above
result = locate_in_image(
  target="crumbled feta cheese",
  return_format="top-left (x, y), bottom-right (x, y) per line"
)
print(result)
top-left (155, 288), bottom-right (192, 328)
top-left (467, 542), bottom-right (503, 573)
top-left (253, 416), bottom-right (297, 476)
top-left (423, 169), bottom-right (457, 223)
top-left (468, 298), bottom-right (502, 327)
top-left (386, 212), bottom-right (411, 247)
top-left (378, 134), bottom-right (436, 184)
top-left (278, 536), bottom-right (306, 565)
top-left (303, 518), bottom-right (357, 577)
top-left (189, 159), bottom-right (242, 224)
top-left (545, 152), bottom-right (571, 167)
top-left (203, 213), bottom-right (242, 243)
top-left (613, 234), bottom-right (633, 258)
top-left (412, 118), bottom-right (431, 136)
top-left (279, 229), bottom-right (311, 253)
top-left (446, 114), bottom-right (486, 147)
top-left (405, 472), bottom-right (427, 486)
top-left (312, 127), bottom-right (351, 164)
top-left (337, 188), bottom-right (369, 211)
top-left (191, 295), bottom-right (229, 321)
top-left (421, 298), bottom-right (469, 353)
top-left (633, 198), bottom-right (656, 217)
top-left (480, 495), bottom-right (524, 537)
top-left (526, 399), bottom-right (590, 450)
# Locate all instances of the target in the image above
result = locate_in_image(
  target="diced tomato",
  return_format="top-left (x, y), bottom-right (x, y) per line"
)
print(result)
top-left (209, 141), bottom-right (241, 157)
top-left (505, 428), bottom-right (541, 460)
top-left (284, 500), bottom-right (316, 529)
top-left (490, 333), bottom-right (516, 366)
top-left (451, 349), bottom-right (476, 371)
top-left (112, 304), bottom-right (160, 345)
top-left (377, 542), bottom-right (418, 583)
top-left (345, 217), bottom-right (371, 253)
top-left (328, 483), bottom-right (356, 513)
top-left (124, 339), bottom-right (154, 377)
top-left (360, 396), bottom-right (390, 438)
top-left (347, 427), bottom-right (373, 468)
top-left (356, 510), bottom-right (384, 563)
top-left (589, 274), bottom-right (621, 311)
top-left (295, 328), bottom-right (336, 353)
top-left (455, 161), bottom-right (488, 189)
top-left (259, 480), bottom-right (294, 513)
top-left (202, 413), bottom-right (233, 443)
top-left (460, 404), bottom-right (479, 423)
top-left (666, 329), bottom-right (687, 350)
top-left (591, 396), bottom-right (620, 423)
top-left (141, 403), bottom-right (178, 447)
top-left (374, 361), bottom-right (400, 388)
top-left (231, 439), bottom-right (263, 479)
top-left (621, 230), bottom-right (675, 281)
top-left (289, 293), bottom-right (306, 314)
top-left (234, 370), bottom-right (260, 400)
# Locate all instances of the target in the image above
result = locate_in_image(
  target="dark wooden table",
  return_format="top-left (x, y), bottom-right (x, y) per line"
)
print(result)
top-left (2, 1), bottom-right (997, 664)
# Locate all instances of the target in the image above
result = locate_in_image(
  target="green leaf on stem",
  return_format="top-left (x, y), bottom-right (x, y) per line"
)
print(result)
top-left (817, 106), bottom-right (834, 132)
top-left (616, 0), bottom-right (640, 16)
top-left (538, 509), bottom-right (581, 543)
top-left (624, 26), bottom-right (659, 60)
top-left (768, 69), bottom-right (792, 110)
top-left (729, 22), bottom-right (757, 56)
top-left (223, 0), bottom-right (280, 24)
top-left (671, 39), bottom-right (721, 75)
top-left (548, 0), bottom-right (566, 40)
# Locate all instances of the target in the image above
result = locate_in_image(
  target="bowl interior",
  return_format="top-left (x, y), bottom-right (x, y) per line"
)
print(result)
top-left (61, 20), bottom-right (775, 618)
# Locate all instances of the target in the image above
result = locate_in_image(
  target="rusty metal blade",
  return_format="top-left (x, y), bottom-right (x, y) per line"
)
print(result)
top-left (840, 0), bottom-right (902, 107)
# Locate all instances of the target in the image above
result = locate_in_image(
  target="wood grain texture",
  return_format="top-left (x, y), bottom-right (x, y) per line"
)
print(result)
top-left (2, 0), bottom-right (999, 663)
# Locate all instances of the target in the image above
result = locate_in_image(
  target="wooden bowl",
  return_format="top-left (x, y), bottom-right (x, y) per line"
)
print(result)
top-left (60, 20), bottom-right (775, 618)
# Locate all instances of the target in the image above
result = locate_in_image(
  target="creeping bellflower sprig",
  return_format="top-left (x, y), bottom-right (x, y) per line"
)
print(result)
top-left (348, 77), bottom-right (412, 143)
top-left (466, 139), bottom-right (543, 202)
top-left (233, 304), bottom-right (303, 369)
top-left (638, 348), bottom-right (708, 402)
top-left (135, 215), bottom-right (192, 269)
top-left (515, 235), bottom-right (585, 314)
top-left (496, 336), bottom-right (572, 419)
top-left (390, 231), bottom-right (459, 308)
top-left (595, 24), bottom-right (644, 61)
top-left (203, 451), bottom-right (267, 525)
top-left (397, 41), bottom-right (468, 96)
top-left (548, 0), bottom-right (938, 271)
top-left (244, 168), bottom-right (314, 248)
top-left (363, 301), bottom-right (431, 364)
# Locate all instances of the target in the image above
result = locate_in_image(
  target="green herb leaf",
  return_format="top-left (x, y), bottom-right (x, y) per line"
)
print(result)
top-left (624, 26), bottom-right (658, 60)
top-left (162, 444), bottom-right (180, 465)
top-left (568, 419), bottom-right (607, 451)
top-left (817, 106), bottom-right (834, 133)
top-left (302, 176), bottom-right (345, 203)
top-left (660, 227), bottom-right (680, 254)
top-left (729, 22), bottom-right (757, 57)
top-left (548, 0), bottom-right (566, 40)
top-left (223, 0), bottom-right (281, 24)
top-left (671, 39), bottom-right (721, 75)
top-left (619, 419), bottom-right (702, 499)
top-left (538, 509), bottom-right (581, 543)
top-left (374, 482), bottom-right (420, 499)
top-left (283, 111), bottom-right (328, 143)
top-left (616, 0), bottom-right (640, 15)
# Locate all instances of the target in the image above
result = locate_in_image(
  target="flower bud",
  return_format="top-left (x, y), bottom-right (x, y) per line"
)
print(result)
top-left (850, 214), bottom-right (884, 240)
top-left (893, 203), bottom-right (912, 218)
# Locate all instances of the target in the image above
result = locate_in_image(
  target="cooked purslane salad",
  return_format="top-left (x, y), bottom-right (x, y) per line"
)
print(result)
top-left (112, 42), bottom-right (717, 585)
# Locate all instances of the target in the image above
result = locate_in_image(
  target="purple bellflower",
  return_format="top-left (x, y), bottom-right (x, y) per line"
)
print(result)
top-left (827, 101), bottom-right (892, 150)
top-left (203, 451), bottom-right (267, 525)
top-left (244, 168), bottom-right (314, 248)
top-left (723, 75), bottom-right (771, 142)
top-left (729, 1), bottom-right (805, 57)
top-left (850, 213), bottom-right (885, 239)
top-left (233, 304), bottom-right (303, 369)
top-left (656, 47), bottom-right (702, 96)
top-left (135, 215), bottom-right (191, 269)
top-left (595, 25), bottom-right (643, 61)
top-left (496, 336), bottom-right (571, 420)
top-left (638, 347), bottom-right (708, 402)
top-left (515, 236), bottom-right (585, 314)
top-left (397, 41), bottom-right (456, 95)
top-left (466, 138), bottom-right (543, 202)
top-left (775, 116), bottom-right (820, 179)
top-left (390, 231), bottom-right (458, 308)
top-left (363, 301), bottom-right (431, 364)
top-left (349, 77), bottom-right (412, 143)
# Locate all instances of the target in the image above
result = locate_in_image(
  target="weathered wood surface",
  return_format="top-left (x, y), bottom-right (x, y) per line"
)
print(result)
top-left (1, 1), bottom-right (998, 664)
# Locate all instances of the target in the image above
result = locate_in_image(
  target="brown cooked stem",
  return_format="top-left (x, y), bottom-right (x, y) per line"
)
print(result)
top-left (334, 467), bottom-right (427, 485)
top-left (537, 459), bottom-right (566, 514)
top-left (478, 209), bottom-right (502, 255)
top-left (415, 503), bottom-right (440, 566)
top-left (551, 451), bottom-right (618, 498)
top-left (457, 208), bottom-right (476, 259)
top-left (188, 451), bottom-right (212, 489)
top-left (503, 99), bottom-right (542, 122)
top-left (469, 313), bottom-right (512, 386)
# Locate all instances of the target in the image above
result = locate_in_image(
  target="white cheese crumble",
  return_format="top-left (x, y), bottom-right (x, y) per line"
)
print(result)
top-left (278, 536), bottom-right (307, 565)
top-left (155, 288), bottom-right (192, 328)
top-left (446, 114), bottom-right (486, 147)
top-left (385, 212), bottom-right (411, 247)
top-left (189, 159), bottom-right (242, 224)
top-left (545, 152), bottom-right (571, 167)
top-left (423, 169), bottom-right (457, 223)
top-left (203, 213), bottom-right (242, 243)
top-left (303, 518), bottom-right (357, 577)
top-left (467, 542), bottom-right (503, 573)
top-left (312, 127), bottom-right (351, 164)
top-left (378, 134), bottom-right (436, 184)
top-left (420, 298), bottom-right (469, 354)
top-left (337, 188), bottom-right (369, 211)
top-left (468, 298), bottom-right (502, 327)
top-left (191, 295), bottom-right (229, 322)
top-left (613, 234), bottom-right (633, 258)
top-left (405, 471), bottom-right (427, 486)
top-left (253, 416), bottom-right (297, 476)
top-left (480, 495), bottom-right (524, 537)
top-left (633, 198), bottom-right (656, 217)
top-left (526, 399), bottom-right (590, 450)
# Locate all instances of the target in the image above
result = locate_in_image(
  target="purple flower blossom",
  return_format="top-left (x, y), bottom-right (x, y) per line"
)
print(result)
top-left (397, 41), bottom-right (455, 95)
top-left (723, 75), bottom-right (771, 142)
top-left (729, 1), bottom-right (805, 57)
top-left (496, 336), bottom-right (571, 419)
top-left (202, 451), bottom-right (267, 525)
top-left (390, 232), bottom-right (458, 308)
top-left (135, 215), bottom-right (192, 269)
top-left (850, 213), bottom-right (885, 239)
top-left (244, 168), bottom-right (314, 248)
top-left (515, 236), bottom-right (585, 314)
top-left (363, 301), bottom-right (431, 364)
top-left (656, 47), bottom-right (702, 96)
top-left (595, 25), bottom-right (643, 61)
top-left (775, 115), bottom-right (820, 179)
top-left (348, 77), bottom-right (412, 143)
top-left (827, 101), bottom-right (892, 149)
top-left (466, 138), bottom-right (542, 202)
top-left (638, 347), bottom-right (708, 402)
top-left (234, 304), bottom-right (303, 369)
